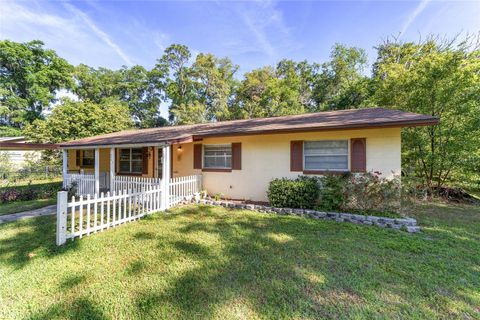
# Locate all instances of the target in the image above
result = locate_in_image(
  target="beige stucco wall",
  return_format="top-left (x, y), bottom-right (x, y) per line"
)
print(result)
top-left (172, 128), bottom-right (401, 202)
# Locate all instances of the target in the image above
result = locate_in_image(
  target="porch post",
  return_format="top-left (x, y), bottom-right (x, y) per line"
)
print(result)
top-left (161, 145), bottom-right (171, 210)
top-left (94, 148), bottom-right (100, 195)
top-left (62, 149), bottom-right (68, 188)
top-left (110, 148), bottom-right (115, 192)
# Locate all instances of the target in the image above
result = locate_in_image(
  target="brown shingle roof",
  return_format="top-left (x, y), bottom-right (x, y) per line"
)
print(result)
top-left (59, 108), bottom-right (439, 148)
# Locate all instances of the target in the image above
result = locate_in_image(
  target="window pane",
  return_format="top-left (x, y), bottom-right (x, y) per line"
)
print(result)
top-left (131, 160), bottom-right (143, 173)
top-left (304, 140), bottom-right (348, 155)
top-left (82, 150), bottom-right (95, 166)
top-left (119, 161), bottom-right (130, 172)
top-left (304, 140), bottom-right (348, 170)
top-left (120, 149), bottom-right (130, 161)
top-left (131, 148), bottom-right (143, 160)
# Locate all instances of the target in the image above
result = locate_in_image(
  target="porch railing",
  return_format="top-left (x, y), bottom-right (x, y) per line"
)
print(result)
top-left (112, 176), bottom-right (161, 194)
top-left (170, 175), bottom-right (202, 206)
top-left (64, 173), bottom-right (95, 196)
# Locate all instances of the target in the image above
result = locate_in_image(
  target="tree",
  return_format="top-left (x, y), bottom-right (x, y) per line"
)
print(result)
top-left (24, 98), bottom-right (133, 143)
top-left (73, 64), bottom-right (166, 128)
top-left (313, 44), bottom-right (370, 110)
top-left (0, 40), bottom-right (73, 126)
top-left (371, 36), bottom-right (480, 187)
top-left (191, 53), bottom-right (238, 121)
top-left (155, 44), bottom-right (196, 121)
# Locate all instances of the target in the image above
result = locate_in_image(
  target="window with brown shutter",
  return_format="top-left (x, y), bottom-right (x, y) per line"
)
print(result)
top-left (232, 142), bottom-right (241, 170)
top-left (290, 140), bottom-right (303, 171)
top-left (193, 144), bottom-right (202, 169)
top-left (350, 138), bottom-right (366, 172)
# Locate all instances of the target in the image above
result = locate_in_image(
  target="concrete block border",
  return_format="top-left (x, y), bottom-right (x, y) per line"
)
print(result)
top-left (191, 198), bottom-right (420, 233)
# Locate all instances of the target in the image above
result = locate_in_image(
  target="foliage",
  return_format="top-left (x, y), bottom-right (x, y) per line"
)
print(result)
top-left (73, 64), bottom-right (166, 128)
top-left (344, 172), bottom-right (401, 213)
top-left (0, 152), bottom-right (14, 179)
top-left (0, 125), bottom-right (22, 137)
top-left (313, 44), bottom-right (370, 111)
top-left (267, 176), bottom-right (320, 209)
top-left (370, 36), bottom-right (480, 188)
top-left (65, 181), bottom-right (78, 199)
top-left (0, 40), bottom-right (74, 126)
top-left (0, 181), bottom-right (61, 204)
top-left (317, 174), bottom-right (348, 211)
top-left (24, 98), bottom-right (133, 143)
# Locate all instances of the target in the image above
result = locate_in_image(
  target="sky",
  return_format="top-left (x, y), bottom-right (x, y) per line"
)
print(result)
top-left (1, 0), bottom-right (479, 117)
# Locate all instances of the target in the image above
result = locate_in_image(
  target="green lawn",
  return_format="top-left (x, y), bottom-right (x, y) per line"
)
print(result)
top-left (0, 198), bottom-right (57, 216)
top-left (0, 202), bottom-right (479, 319)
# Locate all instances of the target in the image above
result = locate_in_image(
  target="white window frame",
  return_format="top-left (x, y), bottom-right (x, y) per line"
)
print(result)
top-left (303, 140), bottom-right (350, 172)
top-left (203, 144), bottom-right (232, 169)
top-left (119, 148), bottom-right (143, 174)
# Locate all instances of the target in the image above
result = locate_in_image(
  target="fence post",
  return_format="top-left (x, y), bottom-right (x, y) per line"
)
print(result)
top-left (56, 191), bottom-right (68, 246)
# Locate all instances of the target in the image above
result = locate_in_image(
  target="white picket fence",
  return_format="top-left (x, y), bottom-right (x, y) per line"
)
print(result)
top-left (56, 174), bottom-right (203, 245)
top-left (170, 175), bottom-right (202, 206)
top-left (64, 173), bottom-right (95, 196)
top-left (113, 176), bottom-right (161, 194)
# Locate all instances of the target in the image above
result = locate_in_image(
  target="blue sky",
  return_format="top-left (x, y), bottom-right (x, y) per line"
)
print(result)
top-left (1, 0), bottom-right (479, 116)
top-left (2, 0), bottom-right (479, 72)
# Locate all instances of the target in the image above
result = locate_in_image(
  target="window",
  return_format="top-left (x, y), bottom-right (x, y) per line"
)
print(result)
top-left (304, 140), bottom-right (348, 171)
top-left (76, 150), bottom-right (95, 168)
top-left (203, 144), bottom-right (232, 169)
top-left (119, 148), bottom-right (143, 173)
top-left (82, 150), bottom-right (95, 167)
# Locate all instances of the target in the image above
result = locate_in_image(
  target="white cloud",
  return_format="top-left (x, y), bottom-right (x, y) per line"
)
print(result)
top-left (62, 2), bottom-right (133, 65)
top-left (400, 0), bottom-right (432, 36)
top-left (0, 0), bottom-right (137, 68)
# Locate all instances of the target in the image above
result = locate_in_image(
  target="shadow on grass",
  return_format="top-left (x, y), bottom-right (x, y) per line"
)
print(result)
top-left (28, 297), bottom-right (107, 320)
top-left (0, 215), bottom-right (80, 269)
top-left (13, 204), bottom-right (480, 319)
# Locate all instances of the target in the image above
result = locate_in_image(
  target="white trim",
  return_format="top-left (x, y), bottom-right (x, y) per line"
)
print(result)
top-left (61, 142), bottom-right (169, 150)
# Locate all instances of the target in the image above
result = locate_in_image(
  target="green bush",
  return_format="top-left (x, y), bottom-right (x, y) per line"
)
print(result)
top-left (318, 174), bottom-right (348, 211)
top-left (267, 176), bottom-right (320, 209)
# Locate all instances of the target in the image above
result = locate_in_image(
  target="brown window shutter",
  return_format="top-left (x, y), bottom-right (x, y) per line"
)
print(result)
top-left (142, 147), bottom-right (149, 174)
top-left (76, 150), bottom-right (81, 167)
top-left (193, 144), bottom-right (202, 169)
top-left (290, 140), bottom-right (303, 172)
top-left (115, 149), bottom-right (118, 174)
top-left (232, 143), bottom-right (241, 170)
top-left (351, 138), bottom-right (366, 172)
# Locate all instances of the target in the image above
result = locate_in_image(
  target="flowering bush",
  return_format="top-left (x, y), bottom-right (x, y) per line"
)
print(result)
top-left (344, 171), bottom-right (401, 213)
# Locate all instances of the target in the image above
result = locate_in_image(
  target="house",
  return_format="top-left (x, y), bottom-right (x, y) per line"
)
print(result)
top-left (0, 136), bottom-right (56, 168)
top-left (58, 108), bottom-right (438, 202)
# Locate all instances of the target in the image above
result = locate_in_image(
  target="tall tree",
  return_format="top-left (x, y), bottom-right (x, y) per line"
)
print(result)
top-left (371, 37), bottom-right (480, 187)
top-left (0, 40), bottom-right (73, 126)
top-left (313, 44), bottom-right (369, 110)
top-left (155, 44), bottom-right (196, 122)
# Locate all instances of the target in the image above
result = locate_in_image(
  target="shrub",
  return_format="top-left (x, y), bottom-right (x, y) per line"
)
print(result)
top-left (345, 171), bottom-right (401, 213)
top-left (0, 189), bottom-right (21, 203)
top-left (318, 174), bottom-right (348, 211)
top-left (267, 176), bottom-right (320, 209)
top-left (0, 181), bottom-right (61, 204)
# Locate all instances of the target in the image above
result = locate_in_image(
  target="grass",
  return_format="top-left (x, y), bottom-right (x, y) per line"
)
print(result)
top-left (0, 202), bottom-right (479, 319)
top-left (0, 198), bottom-right (57, 216)
top-left (0, 178), bottom-right (62, 188)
